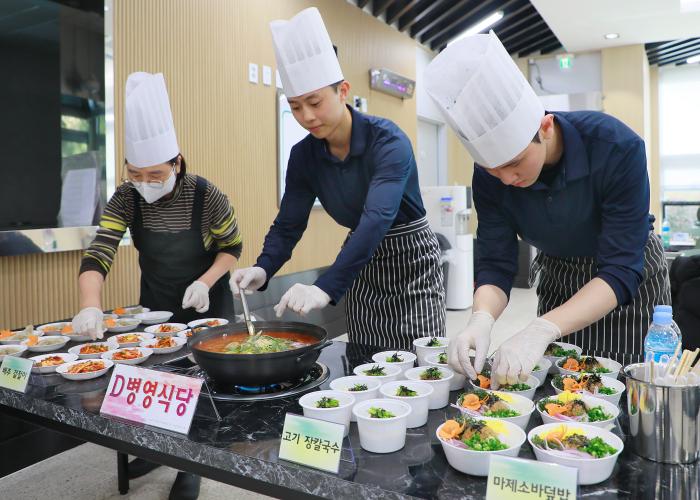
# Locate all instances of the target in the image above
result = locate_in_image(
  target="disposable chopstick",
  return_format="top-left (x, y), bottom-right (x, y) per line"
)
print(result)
top-left (673, 350), bottom-right (690, 380)
top-left (679, 348), bottom-right (699, 377)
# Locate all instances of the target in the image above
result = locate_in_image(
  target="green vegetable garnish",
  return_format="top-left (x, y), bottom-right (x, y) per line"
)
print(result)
top-left (420, 367), bottom-right (442, 380)
top-left (363, 365), bottom-right (387, 376)
top-left (368, 407), bottom-right (395, 419)
top-left (483, 408), bottom-right (520, 418)
top-left (586, 406), bottom-right (613, 422)
top-left (385, 352), bottom-right (404, 363)
top-left (224, 335), bottom-right (295, 354)
top-left (597, 386), bottom-right (616, 395)
top-left (438, 352), bottom-right (447, 364)
top-left (396, 385), bottom-right (417, 397)
top-left (426, 337), bottom-right (442, 347)
top-left (348, 383), bottom-right (368, 392)
top-left (462, 433), bottom-right (508, 451)
top-left (500, 382), bottom-right (530, 392)
top-left (533, 364), bottom-right (541, 371)
top-left (590, 367), bottom-right (612, 374)
top-left (544, 343), bottom-right (579, 358)
top-left (580, 437), bottom-right (618, 458)
top-left (315, 397), bottom-right (339, 409)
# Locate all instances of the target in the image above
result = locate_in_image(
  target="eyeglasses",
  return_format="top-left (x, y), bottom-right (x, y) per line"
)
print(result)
top-left (122, 162), bottom-right (176, 188)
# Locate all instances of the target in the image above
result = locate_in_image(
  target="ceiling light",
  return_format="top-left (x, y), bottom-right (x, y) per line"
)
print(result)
top-left (604, 33), bottom-right (619, 40)
top-left (448, 11), bottom-right (504, 46)
top-left (687, 54), bottom-right (700, 64)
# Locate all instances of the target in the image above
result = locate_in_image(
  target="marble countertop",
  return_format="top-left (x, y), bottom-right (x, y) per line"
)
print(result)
top-left (0, 338), bottom-right (697, 499)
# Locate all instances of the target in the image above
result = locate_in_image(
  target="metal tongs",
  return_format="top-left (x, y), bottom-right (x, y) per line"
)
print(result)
top-left (238, 289), bottom-right (259, 339)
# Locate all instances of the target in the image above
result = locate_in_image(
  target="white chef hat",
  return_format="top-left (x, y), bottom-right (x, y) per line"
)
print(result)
top-left (124, 72), bottom-right (179, 168)
top-left (270, 7), bottom-right (344, 98)
top-left (424, 31), bottom-right (544, 168)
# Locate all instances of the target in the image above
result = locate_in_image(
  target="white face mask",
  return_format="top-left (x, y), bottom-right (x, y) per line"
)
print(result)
top-left (132, 169), bottom-right (176, 204)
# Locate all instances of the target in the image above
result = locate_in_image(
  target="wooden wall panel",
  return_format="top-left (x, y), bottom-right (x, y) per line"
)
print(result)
top-left (1, 0), bottom-right (417, 329)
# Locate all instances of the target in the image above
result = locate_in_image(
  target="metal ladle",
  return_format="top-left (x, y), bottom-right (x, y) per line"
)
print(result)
top-left (238, 289), bottom-right (257, 337)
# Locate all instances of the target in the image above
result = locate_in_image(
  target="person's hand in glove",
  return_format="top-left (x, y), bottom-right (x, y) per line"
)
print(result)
top-left (447, 311), bottom-right (494, 380)
top-left (229, 267), bottom-right (267, 296)
top-left (490, 317), bottom-right (561, 389)
top-left (182, 280), bottom-right (210, 313)
top-left (72, 307), bottom-right (105, 341)
top-left (274, 284), bottom-right (330, 317)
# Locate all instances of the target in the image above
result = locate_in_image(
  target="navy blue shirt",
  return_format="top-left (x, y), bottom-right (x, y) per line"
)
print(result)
top-left (256, 106), bottom-right (425, 303)
top-left (473, 111), bottom-right (653, 306)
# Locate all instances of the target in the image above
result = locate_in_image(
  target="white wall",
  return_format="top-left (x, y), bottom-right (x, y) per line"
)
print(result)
top-left (415, 45), bottom-right (445, 122)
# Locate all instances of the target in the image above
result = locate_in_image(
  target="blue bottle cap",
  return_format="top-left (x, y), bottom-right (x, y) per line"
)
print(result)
top-left (654, 305), bottom-right (672, 313)
top-left (653, 311), bottom-right (672, 325)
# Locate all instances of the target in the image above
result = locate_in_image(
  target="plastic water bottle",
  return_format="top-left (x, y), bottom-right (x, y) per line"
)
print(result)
top-left (653, 304), bottom-right (682, 347)
top-left (644, 311), bottom-right (680, 363)
top-left (661, 219), bottom-right (671, 249)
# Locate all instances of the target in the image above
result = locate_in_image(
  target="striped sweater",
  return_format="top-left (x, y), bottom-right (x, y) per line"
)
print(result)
top-left (80, 174), bottom-right (242, 276)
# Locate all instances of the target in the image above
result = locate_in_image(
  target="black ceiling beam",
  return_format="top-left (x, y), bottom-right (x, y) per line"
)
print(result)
top-left (372, 0), bottom-right (396, 17)
top-left (357, 0), bottom-right (371, 9)
top-left (398, 0), bottom-right (443, 32)
top-left (645, 41), bottom-right (666, 51)
top-left (386, 0), bottom-right (419, 25)
top-left (424, 0), bottom-right (515, 47)
top-left (410, 0), bottom-right (471, 39)
top-left (499, 19), bottom-right (546, 46)
top-left (506, 29), bottom-right (556, 55)
top-left (541, 40), bottom-right (564, 55)
top-left (657, 47), bottom-right (700, 66)
top-left (647, 38), bottom-right (700, 59)
top-left (646, 37), bottom-right (696, 54)
top-left (494, 9), bottom-right (540, 41)
top-left (649, 41), bottom-right (700, 65)
top-left (491, 4), bottom-right (538, 39)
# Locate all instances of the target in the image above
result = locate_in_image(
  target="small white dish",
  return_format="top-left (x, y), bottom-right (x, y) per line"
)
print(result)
top-left (543, 342), bottom-right (583, 374)
top-left (56, 359), bottom-right (113, 381)
top-left (551, 375), bottom-right (626, 406)
top-left (528, 423), bottom-right (624, 485)
top-left (112, 306), bottom-right (150, 318)
top-left (107, 332), bottom-right (155, 348)
top-left (536, 392), bottom-right (620, 428)
top-left (425, 352), bottom-right (467, 391)
top-left (379, 380), bottom-right (433, 429)
top-left (353, 398), bottom-right (412, 453)
top-left (469, 374), bottom-right (539, 401)
top-left (0, 330), bottom-right (43, 344)
top-left (371, 351), bottom-right (416, 375)
top-left (36, 322), bottom-right (72, 335)
top-left (352, 363), bottom-right (402, 383)
top-left (531, 358), bottom-right (552, 387)
top-left (22, 336), bottom-right (71, 353)
top-left (101, 347), bottom-right (153, 365)
top-left (30, 352), bottom-right (78, 374)
top-left (186, 318), bottom-right (229, 330)
top-left (0, 344), bottom-right (28, 360)
top-left (329, 375), bottom-right (381, 422)
top-left (105, 318), bottom-right (141, 333)
top-left (134, 311), bottom-right (173, 325)
top-left (140, 336), bottom-right (187, 354)
top-left (298, 390), bottom-right (355, 437)
top-left (404, 366), bottom-right (454, 409)
top-left (454, 389), bottom-right (535, 430)
top-left (437, 417), bottom-right (526, 476)
top-left (144, 323), bottom-right (188, 337)
top-left (556, 356), bottom-right (623, 380)
top-left (69, 342), bottom-right (113, 360)
top-left (412, 336), bottom-right (450, 366)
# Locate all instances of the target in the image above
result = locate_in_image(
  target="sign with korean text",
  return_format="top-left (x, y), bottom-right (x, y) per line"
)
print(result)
top-left (0, 356), bottom-right (33, 393)
top-left (278, 413), bottom-right (344, 473)
top-left (486, 455), bottom-right (578, 500)
top-left (100, 364), bottom-right (202, 434)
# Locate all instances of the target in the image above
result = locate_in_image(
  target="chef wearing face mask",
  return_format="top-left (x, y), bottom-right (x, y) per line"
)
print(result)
top-left (73, 72), bottom-right (242, 339)
top-left (424, 32), bottom-right (670, 387)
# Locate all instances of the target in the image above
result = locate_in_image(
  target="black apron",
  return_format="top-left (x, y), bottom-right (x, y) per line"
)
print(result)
top-left (345, 216), bottom-right (446, 350)
top-left (529, 232), bottom-right (671, 355)
top-left (131, 176), bottom-right (235, 324)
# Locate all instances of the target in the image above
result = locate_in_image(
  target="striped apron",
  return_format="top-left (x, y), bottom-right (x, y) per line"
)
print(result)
top-left (345, 217), bottom-right (446, 350)
top-left (529, 232), bottom-right (671, 355)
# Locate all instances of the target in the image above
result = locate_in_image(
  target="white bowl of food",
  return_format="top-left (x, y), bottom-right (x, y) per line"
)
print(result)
top-left (352, 363), bottom-right (402, 383)
top-left (56, 359), bottom-right (113, 381)
top-left (413, 336), bottom-right (449, 366)
top-left (104, 317), bottom-right (141, 333)
top-left (556, 355), bottom-right (622, 380)
top-left (144, 323), bottom-right (188, 337)
top-left (437, 416), bottom-right (526, 476)
top-left (186, 318), bottom-right (229, 335)
top-left (528, 423), bottom-right (624, 485)
top-left (0, 329), bottom-right (43, 345)
top-left (111, 306), bottom-right (150, 318)
top-left (108, 332), bottom-right (154, 348)
top-left (101, 347), bottom-right (153, 365)
top-left (22, 335), bottom-right (71, 353)
top-left (30, 352), bottom-right (78, 374)
top-left (140, 336), bottom-right (187, 354)
top-left (134, 311), bottom-right (173, 325)
top-left (543, 342), bottom-right (584, 374)
top-left (469, 369), bottom-right (539, 401)
top-left (551, 373), bottom-right (626, 406)
top-left (379, 380), bottom-right (433, 429)
top-left (353, 398), bottom-right (412, 453)
top-left (531, 358), bottom-right (552, 387)
top-left (298, 390), bottom-right (355, 437)
top-left (36, 322), bottom-right (72, 335)
top-left (69, 342), bottom-right (113, 360)
top-left (425, 351), bottom-right (467, 391)
top-left (536, 391), bottom-right (620, 428)
top-left (371, 351), bottom-right (416, 375)
top-left (454, 389), bottom-right (535, 430)
top-left (329, 375), bottom-right (381, 422)
top-left (0, 344), bottom-right (28, 360)
top-left (404, 366), bottom-right (454, 409)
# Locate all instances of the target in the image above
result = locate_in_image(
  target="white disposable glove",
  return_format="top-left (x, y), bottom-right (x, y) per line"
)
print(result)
top-left (274, 284), bottom-right (331, 317)
top-left (72, 307), bottom-right (105, 340)
top-left (229, 267), bottom-right (267, 296)
top-left (182, 280), bottom-right (210, 313)
top-left (491, 317), bottom-right (561, 389)
top-left (448, 311), bottom-right (494, 380)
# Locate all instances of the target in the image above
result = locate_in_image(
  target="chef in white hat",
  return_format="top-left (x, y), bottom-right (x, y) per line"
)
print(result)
top-left (71, 72), bottom-right (243, 499)
top-left (231, 7), bottom-right (446, 350)
top-left (425, 32), bottom-right (670, 387)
